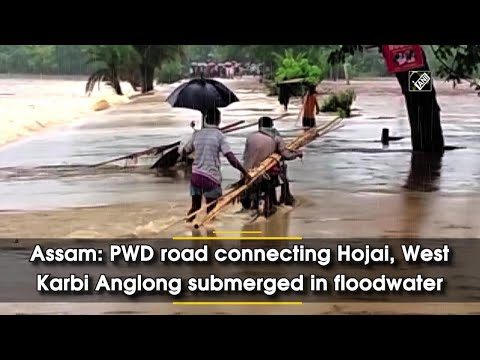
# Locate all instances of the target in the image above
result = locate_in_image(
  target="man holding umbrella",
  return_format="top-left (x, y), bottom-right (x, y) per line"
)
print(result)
top-left (182, 108), bottom-right (251, 222)
top-left (167, 76), bottom-right (249, 220)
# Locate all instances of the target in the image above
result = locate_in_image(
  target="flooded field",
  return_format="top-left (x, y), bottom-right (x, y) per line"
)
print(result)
top-left (0, 75), bottom-right (479, 314)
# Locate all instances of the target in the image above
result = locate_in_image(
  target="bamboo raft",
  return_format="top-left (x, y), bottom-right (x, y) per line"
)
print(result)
top-left (193, 115), bottom-right (344, 229)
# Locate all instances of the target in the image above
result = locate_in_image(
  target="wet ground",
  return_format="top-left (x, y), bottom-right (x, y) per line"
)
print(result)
top-left (0, 76), bottom-right (479, 314)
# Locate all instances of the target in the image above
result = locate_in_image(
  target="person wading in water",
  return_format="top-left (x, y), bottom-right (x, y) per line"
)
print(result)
top-left (182, 108), bottom-right (251, 222)
top-left (302, 84), bottom-right (320, 128)
top-left (278, 79), bottom-right (294, 112)
top-left (241, 116), bottom-right (303, 213)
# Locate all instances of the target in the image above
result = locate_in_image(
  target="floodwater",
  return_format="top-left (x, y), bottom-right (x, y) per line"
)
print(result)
top-left (0, 77), bottom-right (479, 238)
top-left (0, 76), bottom-right (480, 314)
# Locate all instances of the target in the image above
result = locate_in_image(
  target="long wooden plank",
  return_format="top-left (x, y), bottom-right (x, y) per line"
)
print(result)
top-left (277, 78), bottom-right (307, 85)
top-left (90, 142), bottom-right (180, 168)
top-left (158, 117), bottom-right (343, 234)
top-left (193, 116), bottom-right (344, 229)
top-left (221, 113), bottom-right (289, 134)
top-left (91, 120), bottom-right (245, 168)
top-left (152, 116), bottom-right (289, 170)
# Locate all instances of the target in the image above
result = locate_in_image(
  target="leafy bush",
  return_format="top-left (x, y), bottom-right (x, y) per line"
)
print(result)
top-left (320, 89), bottom-right (356, 117)
top-left (156, 60), bottom-right (186, 84)
top-left (273, 49), bottom-right (325, 85)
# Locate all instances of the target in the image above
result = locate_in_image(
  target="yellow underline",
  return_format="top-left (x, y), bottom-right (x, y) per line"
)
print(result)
top-left (213, 231), bottom-right (263, 234)
top-left (172, 236), bottom-right (303, 241)
top-left (173, 302), bottom-right (303, 305)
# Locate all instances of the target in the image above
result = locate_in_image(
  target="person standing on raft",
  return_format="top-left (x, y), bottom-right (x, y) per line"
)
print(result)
top-left (182, 108), bottom-right (251, 222)
top-left (301, 85), bottom-right (320, 128)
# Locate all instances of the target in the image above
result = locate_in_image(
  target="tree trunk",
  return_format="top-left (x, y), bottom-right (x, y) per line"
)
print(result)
top-left (113, 79), bottom-right (123, 95)
top-left (140, 63), bottom-right (155, 93)
top-left (404, 152), bottom-right (442, 192)
top-left (111, 66), bottom-right (123, 95)
top-left (344, 62), bottom-right (350, 85)
top-left (129, 81), bottom-right (138, 92)
top-left (395, 49), bottom-right (445, 154)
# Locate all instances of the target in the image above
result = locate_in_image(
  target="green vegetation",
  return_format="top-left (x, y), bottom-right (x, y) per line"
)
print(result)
top-left (320, 89), bottom-right (357, 117)
top-left (274, 49), bottom-right (325, 85)
top-left (2, 45), bottom-right (480, 82)
top-left (2, 45), bottom-right (480, 96)
top-left (84, 45), bottom-right (140, 95)
top-left (0, 45), bottom-right (95, 74)
top-left (156, 59), bottom-right (186, 84)
top-left (132, 45), bottom-right (185, 93)
top-left (2, 44), bottom-right (480, 153)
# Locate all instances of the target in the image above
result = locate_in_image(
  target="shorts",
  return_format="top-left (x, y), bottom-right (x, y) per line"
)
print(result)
top-left (190, 184), bottom-right (222, 199)
top-left (302, 117), bottom-right (316, 128)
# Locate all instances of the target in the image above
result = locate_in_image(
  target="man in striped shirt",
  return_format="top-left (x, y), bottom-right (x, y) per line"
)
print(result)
top-left (182, 108), bottom-right (251, 222)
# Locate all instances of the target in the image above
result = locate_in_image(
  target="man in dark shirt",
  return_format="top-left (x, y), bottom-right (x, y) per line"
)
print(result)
top-left (241, 116), bottom-right (302, 210)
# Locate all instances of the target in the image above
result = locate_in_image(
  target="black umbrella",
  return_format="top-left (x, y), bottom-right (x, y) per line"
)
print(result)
top-left (166, 77), bottom-right (239, 113)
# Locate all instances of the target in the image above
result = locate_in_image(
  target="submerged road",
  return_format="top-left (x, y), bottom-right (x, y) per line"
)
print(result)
top-left (1, 77), bottom-right (480, 315)
top-left (0, 77), bottom-right (479, 239)
top-left (0, 78), bottom-right (479, 211)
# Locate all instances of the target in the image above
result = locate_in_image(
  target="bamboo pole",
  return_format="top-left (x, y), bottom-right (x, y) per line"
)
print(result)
top-left (91, 120), bottom-right (245, 168)
top-left (193, 116), bottom-right (344, 229)
top-left (159, 116), bottom-right (343, 234)
top-left (158, 182), bottom-right (244, 233)
top-left (222, 113), bottom-right (289, 134)
top-left (156, 115), bottom-right (298, 233)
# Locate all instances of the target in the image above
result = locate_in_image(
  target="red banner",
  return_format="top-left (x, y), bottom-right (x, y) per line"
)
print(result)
top-left (382, 45), bottom-right (424, 73)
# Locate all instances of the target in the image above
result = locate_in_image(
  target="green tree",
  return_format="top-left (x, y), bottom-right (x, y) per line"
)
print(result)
top-left (24, 45), bottom-right (58, 73)
top-left (132, 45), bottom-right (185, 93)
top-left (55, 45), bottom-right (96, 75)
top-left (84, 45), bottom-right (140, 96)
top-left (156, 59), bottom-right (186, 84)
top-left (0, 45), bottom-right (57, 73)
top-left (186, 45), bottom-right (219, 62)
top-left (0, 45), bottom-right (97, 74)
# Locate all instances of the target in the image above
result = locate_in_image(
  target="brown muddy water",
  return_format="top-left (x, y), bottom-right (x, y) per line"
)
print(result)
top-left (0, 76), bottom-right (479, 314)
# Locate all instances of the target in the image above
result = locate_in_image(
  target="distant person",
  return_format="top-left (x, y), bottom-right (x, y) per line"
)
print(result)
top-left (302, 85), bottom-right (320, 128)
top-left (278, 79), bottom-right (294, 111)
top-left (227, 66), bottom-right (234, 79)
top-left (251, 64), bottom-right (257, 77)
top-left (241, 116), bottom-right (303, 211)
top-left (182, 108), bottom-right (251, 222)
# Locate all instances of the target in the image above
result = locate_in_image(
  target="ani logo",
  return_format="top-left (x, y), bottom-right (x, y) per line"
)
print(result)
top-left (409, 70), bottom-right (432, 92)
